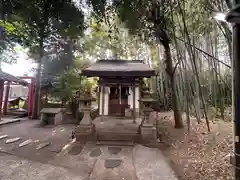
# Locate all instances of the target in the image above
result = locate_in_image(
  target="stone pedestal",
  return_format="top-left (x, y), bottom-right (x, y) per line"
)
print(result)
top-left (140, 124), bottom-right (157, 144)
top-left (80, 108), bottom-right (92, 125)
top-left (75, 124), bottom-right (95, 141)
top-left (75, 96), bottom-right (96, 142)
top-left (75, 107), bottom-right (95, 141)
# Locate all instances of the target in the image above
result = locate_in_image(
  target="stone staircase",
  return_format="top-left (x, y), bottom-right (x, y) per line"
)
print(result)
top-left (96, 141), bottom-right (135, 146)
top-left (96, 123), bottom-right (139, 145)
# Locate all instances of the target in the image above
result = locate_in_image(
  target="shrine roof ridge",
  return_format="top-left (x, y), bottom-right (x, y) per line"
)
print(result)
top-left (81, 59), bottom-right (155, 77)
top-left (96, 59), bottom-right (144, 63)
top-left (0, 70), bottom-right (28, 86)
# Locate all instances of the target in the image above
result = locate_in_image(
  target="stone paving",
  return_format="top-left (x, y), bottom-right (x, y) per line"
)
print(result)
top-left (51, 142), bottom-right (178, 180)
top-left (0, 120), bottom-right (74, 163)
top-left (0, 153), bottom-right (83, 180)
top-left (0, 120), bottom-right (178, 180)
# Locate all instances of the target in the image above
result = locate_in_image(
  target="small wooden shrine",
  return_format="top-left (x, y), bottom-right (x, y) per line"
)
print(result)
top-left (82, 59), bottom-right (155, 122)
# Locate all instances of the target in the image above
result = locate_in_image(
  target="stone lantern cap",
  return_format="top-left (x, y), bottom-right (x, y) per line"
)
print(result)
top-left (139, 91), bottom-right (155, 103)
top-left (139, 97), bottom-right (155, 103)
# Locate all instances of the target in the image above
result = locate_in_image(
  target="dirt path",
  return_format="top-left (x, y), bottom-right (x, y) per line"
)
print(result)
top-left (0, 153), bottom-right (82, 180)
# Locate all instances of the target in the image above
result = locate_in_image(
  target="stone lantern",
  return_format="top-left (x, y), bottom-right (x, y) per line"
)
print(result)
top-left (75, 90), bottom-right (96, 141)
top-left (78, 96), bottom-right (95, 125)
top-left (139, 90), bottom-right (155, 125)
top-left (138, 90), bottom-right (157, 143)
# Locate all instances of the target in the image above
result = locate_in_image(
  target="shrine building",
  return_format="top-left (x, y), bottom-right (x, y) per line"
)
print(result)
top-left (82, 59), bottom-right (155, 122)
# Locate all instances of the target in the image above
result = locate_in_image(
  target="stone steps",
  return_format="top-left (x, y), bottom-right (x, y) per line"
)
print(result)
top-left (96, 141), bottom-right (134, 146)
top-left (97, 131), bottom-right (139, 142)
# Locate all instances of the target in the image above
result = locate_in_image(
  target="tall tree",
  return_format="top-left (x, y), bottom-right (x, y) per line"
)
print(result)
top-left (5, 0), bottom-right (85, 118)
top-left (103, 0), bottom-right (184, 128)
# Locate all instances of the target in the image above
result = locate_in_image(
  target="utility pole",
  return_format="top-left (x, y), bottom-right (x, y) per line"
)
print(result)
top-left (226, 4), bottom-right (240, 180)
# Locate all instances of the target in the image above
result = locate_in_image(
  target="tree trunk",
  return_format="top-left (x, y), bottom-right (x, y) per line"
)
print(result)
top-left (164, 44), bottom-right (184, 128)
top-left (31, 31), bottom-right (44, 119)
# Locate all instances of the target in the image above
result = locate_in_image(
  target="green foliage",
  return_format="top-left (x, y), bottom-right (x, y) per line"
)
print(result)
top-left (49, 58), bottom-right (97, 118)
top-left (49, 57), bottom-right (96, 101)
top-left (83, 14), bottom-right (142, 59)
top-left (112, 0), bottom-right (173, 46)
top-left (4, 0), bottom-right (85, 57)
top-left (0, 21), bottom-right (17, 34)
top-left (51, 70), bottom-right (82, 102)
top-left (173, 0), bottom-right (214, 37)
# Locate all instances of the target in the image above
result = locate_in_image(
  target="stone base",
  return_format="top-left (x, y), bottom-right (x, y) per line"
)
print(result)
top-left (140, 124), bottom-right (157, 144)
top-left (75, 124), bottom-right (95, 142)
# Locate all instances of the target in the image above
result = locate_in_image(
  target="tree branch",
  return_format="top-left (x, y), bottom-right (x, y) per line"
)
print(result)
top-left (172, 61), bottom-right (180, 75)
top-left (176, 37), bottom-right (231, 68)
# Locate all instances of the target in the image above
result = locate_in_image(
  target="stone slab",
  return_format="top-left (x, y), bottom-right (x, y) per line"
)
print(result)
top-left (90, 148), bottom-right (102, 157)
top-left (36, 142), bottom-right (50, 150)
top-left (105, 159), bottom-right (123, 168)
top-left (6, 137), bottom-right (21, 144)
top-left (0, 119), bottom-right (21, 126)
top-left (19, 139), bottom-right (33, 147)
top-left (40, 108), bottom-right (65, 114)
top-left (88, 152), bottom-right (136, 180)
top-left (0, 135), bottom-right (8, 140)
top-left (133, 145), bottom-right (178, 180)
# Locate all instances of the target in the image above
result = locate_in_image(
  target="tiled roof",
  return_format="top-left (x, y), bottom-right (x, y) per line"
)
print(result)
top-left (0, 70), bottom-right (28, 86)
top-left (82, 60), bottom-right (155, 77)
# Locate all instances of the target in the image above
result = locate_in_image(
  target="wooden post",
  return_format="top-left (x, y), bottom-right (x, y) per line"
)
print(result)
top-left (98, 81), bottom-right (101, 111)
top-left (119, 84), bottom-right (122, 105)
top-left (101, 85), bottom-right (105, 121)
top-left (3, 81), bottom-right (10, 115)
top-left (132, 82), bottom-right (136, 123)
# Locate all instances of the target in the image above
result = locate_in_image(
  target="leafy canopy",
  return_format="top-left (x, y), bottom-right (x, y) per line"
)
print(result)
top-left (4, 0), bottom-right (85, 58)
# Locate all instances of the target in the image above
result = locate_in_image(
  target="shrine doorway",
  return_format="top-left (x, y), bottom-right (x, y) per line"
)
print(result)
top-left (108, 86), bottom-right (129, 116)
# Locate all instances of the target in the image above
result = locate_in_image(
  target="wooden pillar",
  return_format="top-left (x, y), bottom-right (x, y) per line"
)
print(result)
top-left (28, 78), bottom-right (35, 118)
top-left (98, 84), bottom-right (101, 110)
top-left (132, 82), bottom-right (136, 123)
top-left (0, 80), bottom-right (4, 120)
top-left (119, 84), bottom-right (121, 105)
top-left (101, 84), bottom-right (105, 121)
top-left (3, 81), bottom-right (10, 115)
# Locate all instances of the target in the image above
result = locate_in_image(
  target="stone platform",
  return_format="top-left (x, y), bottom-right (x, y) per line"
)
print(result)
top-left (74, 116), bottom-right (157, 145)
top-left (94, 116), bottom-right (140, 143)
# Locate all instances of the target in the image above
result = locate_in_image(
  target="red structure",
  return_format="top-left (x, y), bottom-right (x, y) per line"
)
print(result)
top-left (3, 75), bottom-right (53, 118)
top-left (3, 76), bottom-right (35, 118)
top-left (0, 71), bottom-right (29, 120)
top-left (17, 76), bottom-right (36, 117)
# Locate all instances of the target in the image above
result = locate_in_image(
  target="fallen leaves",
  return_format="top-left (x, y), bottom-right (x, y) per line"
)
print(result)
top-left (157, 111), bottom-right (233, 180)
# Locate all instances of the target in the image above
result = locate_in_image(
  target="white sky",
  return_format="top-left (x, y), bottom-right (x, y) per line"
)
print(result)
top-left (1, 46), bottom-right (36, 77)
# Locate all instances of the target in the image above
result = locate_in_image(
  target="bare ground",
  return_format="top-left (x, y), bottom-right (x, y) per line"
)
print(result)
top-left (155, 111), bottom-right (234, 180)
